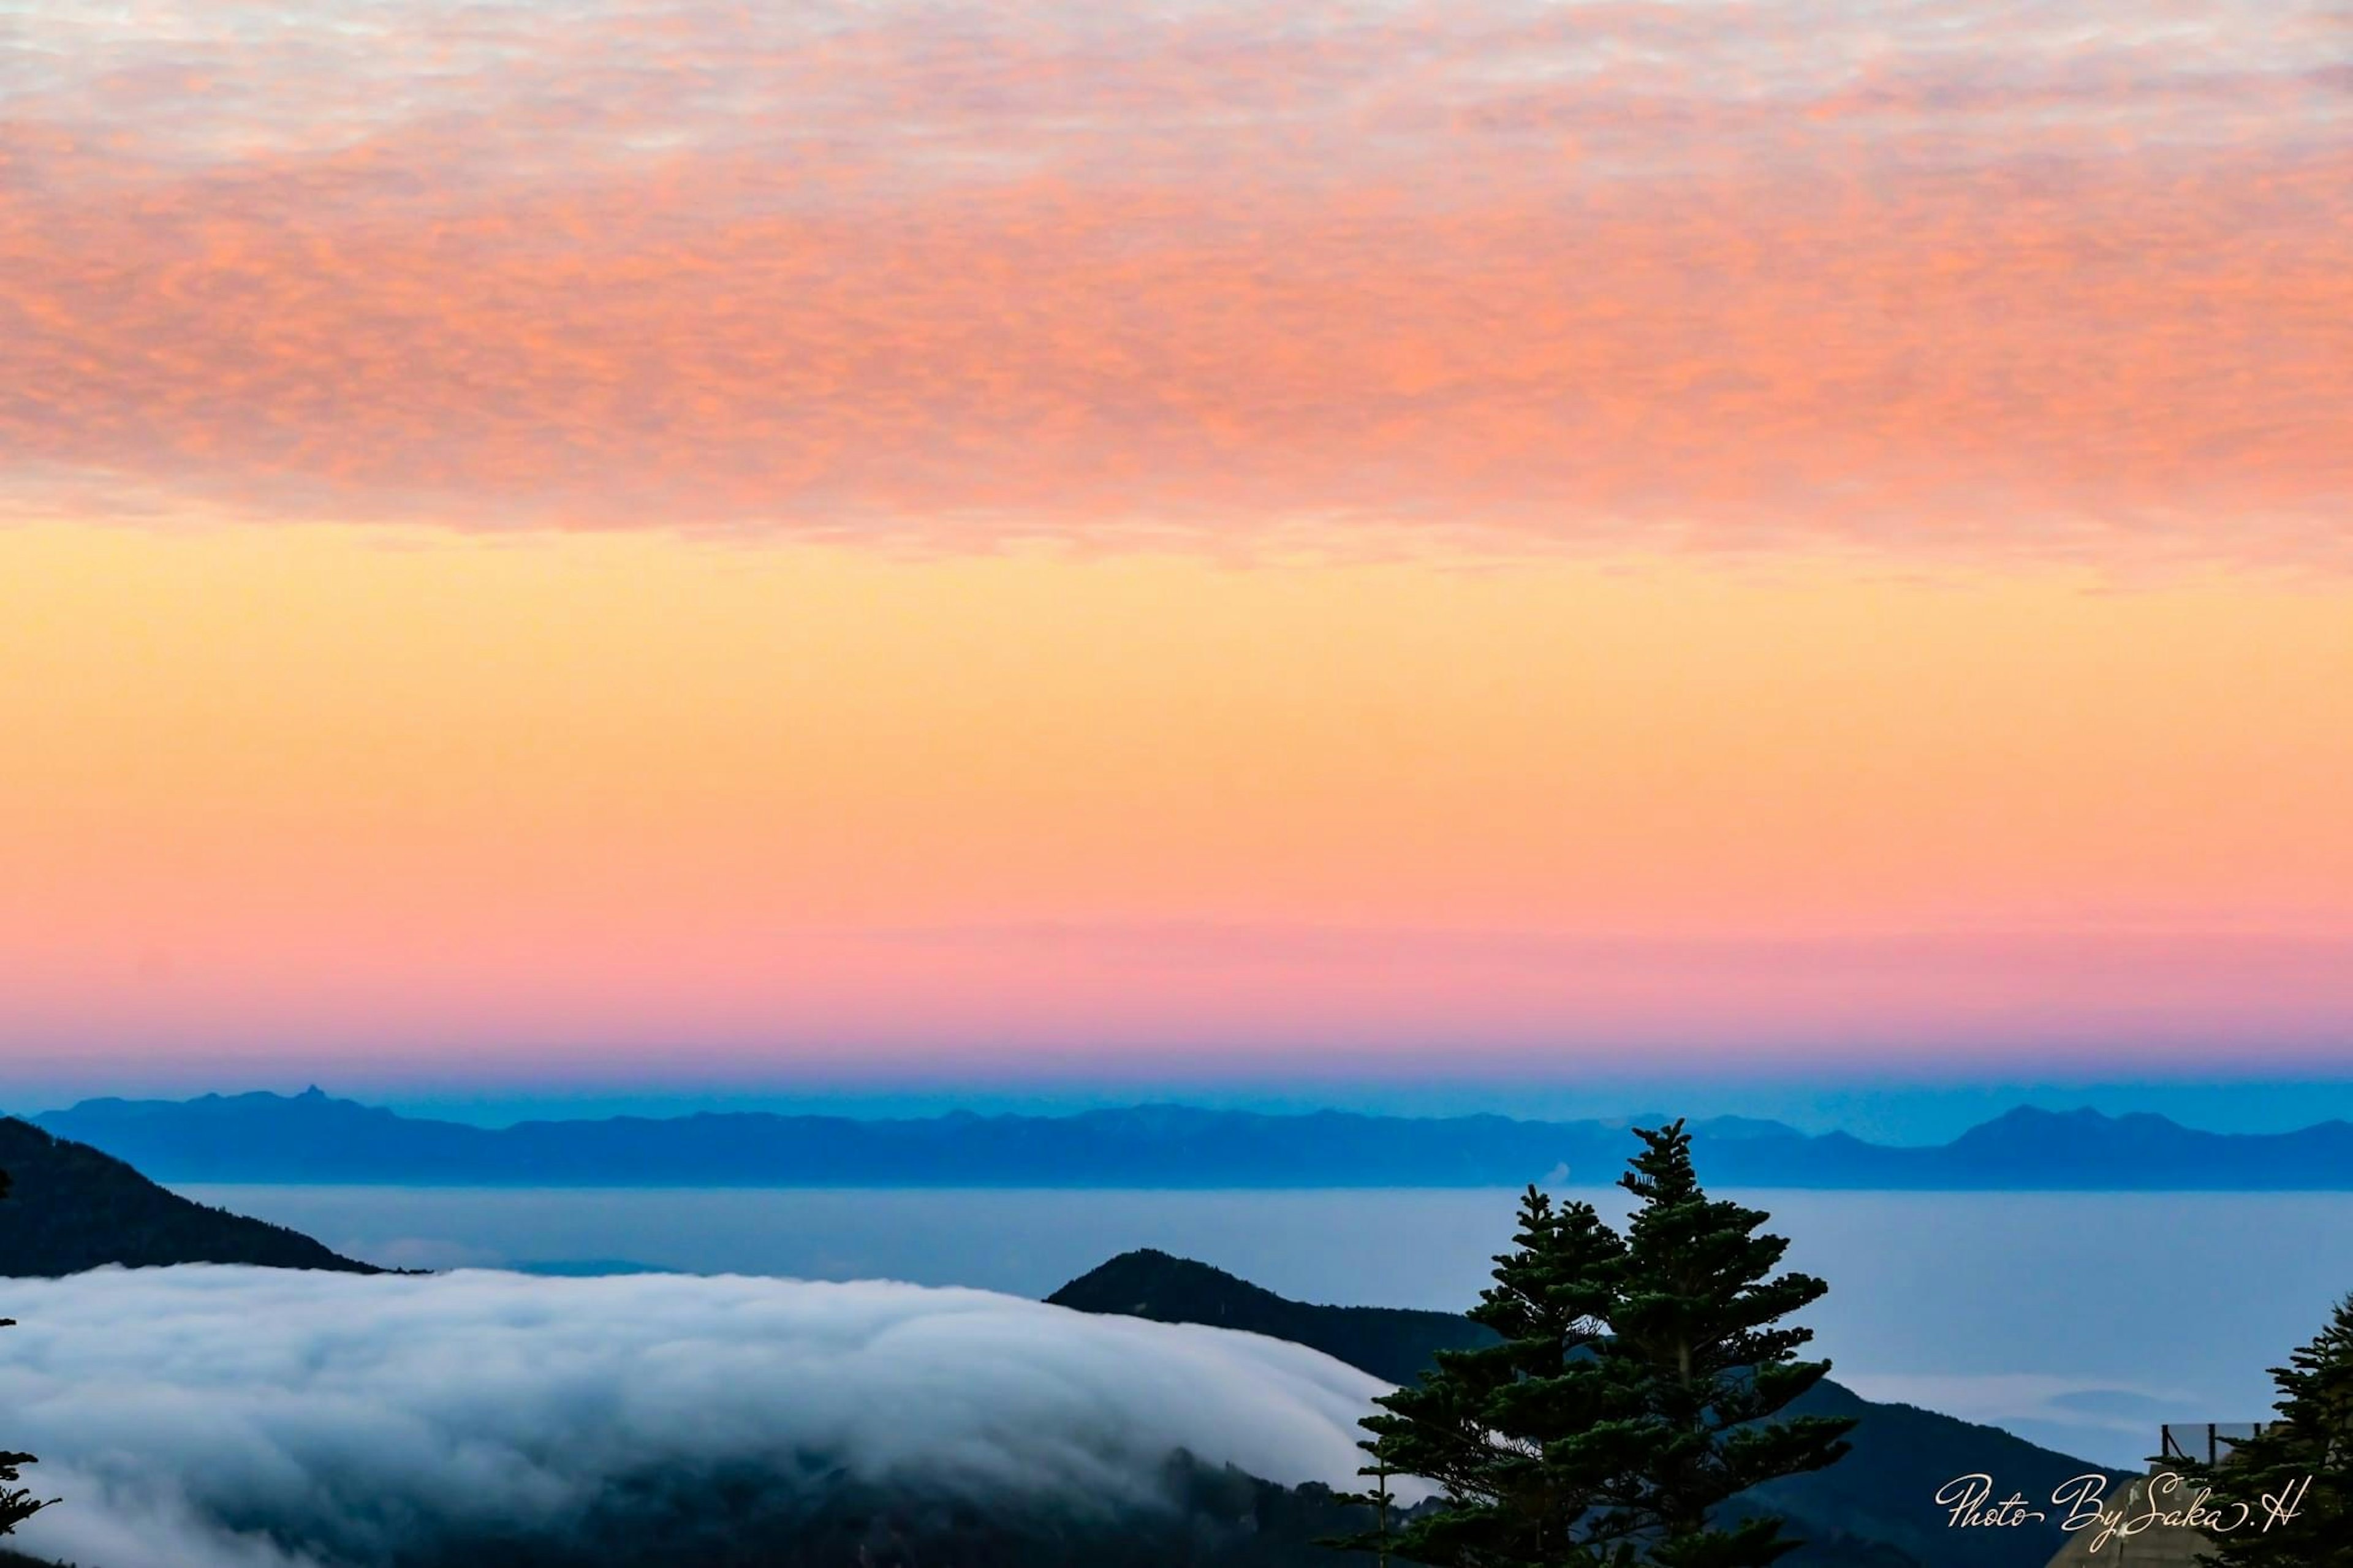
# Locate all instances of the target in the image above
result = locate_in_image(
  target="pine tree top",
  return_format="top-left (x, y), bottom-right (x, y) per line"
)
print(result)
top-left (1342, 1121), bottom-right (1855, 1568)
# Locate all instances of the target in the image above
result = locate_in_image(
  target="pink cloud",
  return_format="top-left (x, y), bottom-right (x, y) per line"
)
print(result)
top-left (1, 1), bottom-right (2346, 562)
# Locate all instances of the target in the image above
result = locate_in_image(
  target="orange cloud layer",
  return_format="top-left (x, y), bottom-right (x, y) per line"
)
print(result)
top-left (3, 1), bottom-right (2347, 559)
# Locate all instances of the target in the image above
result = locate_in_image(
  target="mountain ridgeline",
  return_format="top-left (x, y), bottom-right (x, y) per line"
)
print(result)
top-left (0, 1118), bottom-right (2143, 1568)
top-left (25, 1089), bottom-right (2353, 1188)
top-left (1052, 1251), bottom-right (2128, 1568)
top-left (1049, 1246), bottom-right (1502, 1385)
top-left (0, 1118), bottom-right (380, 1278)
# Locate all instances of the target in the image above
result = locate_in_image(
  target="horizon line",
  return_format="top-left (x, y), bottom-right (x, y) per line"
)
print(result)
top-left (17, 1081), bottom-right (2353, 1147)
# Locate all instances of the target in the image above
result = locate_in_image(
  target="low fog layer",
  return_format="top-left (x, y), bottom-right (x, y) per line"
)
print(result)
top-left (0, 1266), bottom-right (1398, 1568)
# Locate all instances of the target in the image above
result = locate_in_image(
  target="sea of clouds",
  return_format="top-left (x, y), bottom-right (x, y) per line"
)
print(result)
top-left (0, 1265), bottom-right (1400, 1568)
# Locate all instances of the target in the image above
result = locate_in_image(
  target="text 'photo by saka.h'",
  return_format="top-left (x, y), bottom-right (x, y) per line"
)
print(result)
top-left (2, 2), bottom-right (2349, 1566)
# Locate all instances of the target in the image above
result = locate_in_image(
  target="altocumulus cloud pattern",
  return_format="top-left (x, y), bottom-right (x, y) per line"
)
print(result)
top-left (0, 1266), bottom-right (1400, 1568)
top-left (4, 0), bottom-right (2347, 560)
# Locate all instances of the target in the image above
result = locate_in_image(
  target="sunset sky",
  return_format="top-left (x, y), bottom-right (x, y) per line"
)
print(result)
top-left (2, 1), bottom-right (2348, 1112)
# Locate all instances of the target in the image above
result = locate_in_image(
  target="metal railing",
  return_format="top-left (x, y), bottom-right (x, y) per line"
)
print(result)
top-left (2159, 1423), bottom-right (2269, 1467)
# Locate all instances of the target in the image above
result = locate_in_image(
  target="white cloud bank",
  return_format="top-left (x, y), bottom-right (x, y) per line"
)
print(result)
top-left (0, 1266), bottom-right (1400, 1568)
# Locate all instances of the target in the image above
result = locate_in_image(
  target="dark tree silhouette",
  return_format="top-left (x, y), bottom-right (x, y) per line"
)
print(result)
top-left (1341, 1121), bottom-right (1855, 1567)
top-left (2180, 1292), bottom-right (2351, 1568)
top-left (1600, 1121), bottom-right (1855, 1568)
top-left (1, 1168), bottom-right (55, 1540)
top-left (1344, 1186), bottom-right (1627, 1563)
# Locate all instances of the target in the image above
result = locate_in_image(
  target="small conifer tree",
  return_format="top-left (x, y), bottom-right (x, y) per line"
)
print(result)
top-left (1347, 1186), bottom-right (1629, 1562)
top-left (1337, 1123), bottom-right (1853, 1567)
top-left (2180, 1292), bottom-right (2351, 1568)
top-left (1593, 1121), bottom-right (1853, 1568)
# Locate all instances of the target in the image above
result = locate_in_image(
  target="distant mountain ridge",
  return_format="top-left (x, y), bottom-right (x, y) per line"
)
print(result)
top-left (0, 1117), bottom-right (380, 1276)
top-left (1051, 1250), bottom-right (2127, 1568)
top-left (21, 1089), bottom-right (2353, 1189)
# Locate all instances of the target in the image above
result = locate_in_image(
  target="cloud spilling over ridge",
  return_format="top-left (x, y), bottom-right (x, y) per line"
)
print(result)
top-left (0, 1266), bottom-right (1400, 1568)
top-left (2, 0), bottom-right (2347, 562)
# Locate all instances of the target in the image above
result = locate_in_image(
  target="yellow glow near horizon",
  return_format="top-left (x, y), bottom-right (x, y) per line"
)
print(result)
top-left (4, 520), bottom-right (2350, 1062)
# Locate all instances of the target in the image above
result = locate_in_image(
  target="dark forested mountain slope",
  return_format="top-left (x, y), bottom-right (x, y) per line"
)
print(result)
top-left (1049, 1247), bottom-right (1499, 1384)
top-left (1051, 1251), bottom-right (2128, 1568)
top-left (0, 1118), bottom-right (379, 1277)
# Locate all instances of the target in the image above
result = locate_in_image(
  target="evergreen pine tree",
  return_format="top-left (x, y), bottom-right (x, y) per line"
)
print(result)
top-left (1344, 1186), bottom-right (1628, 1564)
top-left (2180, 1292), bottom-right (2351, 1568)
top-left (1335, 1124), bottom-right (1854, 1568)
top-left (1590, 1120), bottom-right (1854, 1568)
top-left (1, 1168), bottom-right (54, 1540)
